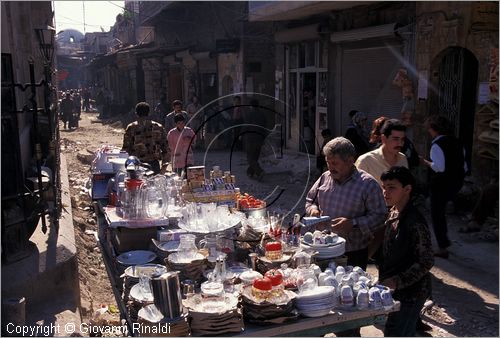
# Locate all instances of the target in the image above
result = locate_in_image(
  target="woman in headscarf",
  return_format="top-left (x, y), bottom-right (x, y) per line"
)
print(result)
top-left (345, 110), bottom-right (371, 157)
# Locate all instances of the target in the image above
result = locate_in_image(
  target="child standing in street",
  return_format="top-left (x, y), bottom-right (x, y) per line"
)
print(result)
top-left (167, 113), bottom-right (196, 178)
top-left (378, 166), bottom-right (434, 337)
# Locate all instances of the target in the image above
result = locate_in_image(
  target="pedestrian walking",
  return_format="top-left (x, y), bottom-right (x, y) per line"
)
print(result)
top-left (164, 99), bottom-right (189, 133)
top-left (60, 92), bottom-right (74, 130)
top-left (122, 102), bottom-right (170, 174)
top-left (243, 99), bottom-right (268, 180)
top-left (421, 115), bottom-right (467, 259)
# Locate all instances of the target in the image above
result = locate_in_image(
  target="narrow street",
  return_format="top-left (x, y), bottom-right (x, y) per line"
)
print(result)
top-left (62, 111), bottom-right (498, 337)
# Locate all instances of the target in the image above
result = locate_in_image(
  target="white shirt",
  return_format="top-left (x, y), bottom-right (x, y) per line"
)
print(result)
top-left (430, 135), bottom-right (468, 173)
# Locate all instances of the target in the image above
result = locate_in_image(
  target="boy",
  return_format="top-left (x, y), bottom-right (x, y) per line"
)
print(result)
top-left (379, 166), bottom-right (434, 337)
top-left (167, 113), bottom-right (195, 178)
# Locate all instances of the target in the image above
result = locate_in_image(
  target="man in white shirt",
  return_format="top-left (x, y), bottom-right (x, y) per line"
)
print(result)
top-left (421, 115), bottom-right (466, 259)
top-left (355, 119), bottom-right (409, 186)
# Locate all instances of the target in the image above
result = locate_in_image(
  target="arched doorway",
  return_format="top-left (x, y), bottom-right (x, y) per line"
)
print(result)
top-left (430, 47), bottom-right (478, 171)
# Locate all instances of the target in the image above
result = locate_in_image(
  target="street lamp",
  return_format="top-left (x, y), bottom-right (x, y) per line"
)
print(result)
top-left (34, 25), bottom-right (56, 64)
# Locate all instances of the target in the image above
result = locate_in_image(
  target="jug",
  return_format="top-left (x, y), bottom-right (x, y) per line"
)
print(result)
top-left (177, 234), bottom-right (198, 261)
top-left (199, 235), bottom-right (219, 259)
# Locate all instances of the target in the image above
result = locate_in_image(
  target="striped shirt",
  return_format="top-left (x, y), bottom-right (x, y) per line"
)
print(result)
top-left (305, 168), bottom-right (387, 252)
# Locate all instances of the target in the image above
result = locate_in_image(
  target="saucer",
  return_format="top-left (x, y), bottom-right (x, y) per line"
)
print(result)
top-left (117, 250), bottom-right (157, 266)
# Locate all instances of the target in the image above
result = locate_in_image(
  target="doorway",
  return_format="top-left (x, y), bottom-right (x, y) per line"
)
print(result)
top-left (299, 72), bottom-right (317, 154)
top-left (436, 47), bottom-right (478, 171)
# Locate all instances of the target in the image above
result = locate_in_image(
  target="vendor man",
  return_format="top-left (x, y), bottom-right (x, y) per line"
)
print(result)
top-left (122, 102), bottom-right (170, 174)
top-left (305, 137), bottom-right (387, 270)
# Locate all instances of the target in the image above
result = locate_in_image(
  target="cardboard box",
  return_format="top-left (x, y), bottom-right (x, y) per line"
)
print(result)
top-left (187, 166), bottom-right (205, 182)
top-left (91, 173), bottom-right (115, 200)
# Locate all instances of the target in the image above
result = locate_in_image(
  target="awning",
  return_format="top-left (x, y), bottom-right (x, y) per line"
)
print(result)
top-left (330, 23), bottom-right (400, 43)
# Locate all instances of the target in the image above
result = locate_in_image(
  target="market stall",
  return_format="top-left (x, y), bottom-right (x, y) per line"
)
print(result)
top-left (91, 147), bottom-right (399, 336)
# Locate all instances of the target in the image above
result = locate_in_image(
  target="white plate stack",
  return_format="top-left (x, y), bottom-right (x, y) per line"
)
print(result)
top-left (295, 286), bottom-right (337, 317)
top-left (301, 237), bottom-right (346, 259)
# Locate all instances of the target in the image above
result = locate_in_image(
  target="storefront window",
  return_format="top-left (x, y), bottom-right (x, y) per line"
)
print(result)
top-left (306, 41), bottom-right (315, 67)
top-left (289, 72), bottom-right (297, 119)
top-left (319, 41), bottom-right (328, 68)
top-left (318, 72), bottom-right (328, 107)
top-left (289, 45), bottom-right (298, 69)
top-left (299, 43), bottom-right (306, 68)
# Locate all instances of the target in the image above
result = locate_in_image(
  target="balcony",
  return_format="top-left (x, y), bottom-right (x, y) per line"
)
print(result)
top-left (248, 1), bottom-right (372, 22)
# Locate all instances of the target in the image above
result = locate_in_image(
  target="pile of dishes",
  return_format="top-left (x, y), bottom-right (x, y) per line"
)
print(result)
top-left (121, 264), bottom-right (167, 302)
top-left (166, 252), bottom-right (207, 282)
top-left (137, 304), bottom-right (190, 337)
top-left (295, 286), bottom-right (336, 318)
top-left (301, 232), bottom-right (346, 259)
top-left (151, 238), bottom-right (180, 260)
top-left (240, 285), bottom-right (298, 324)
top-left (127, 283), bottom-right (154, 322)
top-left (183, 293), bottom-right (243, 336)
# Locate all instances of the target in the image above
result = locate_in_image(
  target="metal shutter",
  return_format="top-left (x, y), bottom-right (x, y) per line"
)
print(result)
top-left (341, 44), bottom-right (404, 134)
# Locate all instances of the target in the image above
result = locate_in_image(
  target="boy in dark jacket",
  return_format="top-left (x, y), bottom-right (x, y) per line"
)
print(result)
top-left (379, 166), bottom-right (434, 337)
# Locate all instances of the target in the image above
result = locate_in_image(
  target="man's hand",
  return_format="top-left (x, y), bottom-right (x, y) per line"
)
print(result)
top-left (419, 156), bottom-right (431, 167)
top-left (381, 277), bottom-right (398, 291)
top-left (160, 163), bottom-right (169, 175)
top-left (309, 208), bottom-right (321, 217)
top-left (331, 217), bottom-right (353, 236)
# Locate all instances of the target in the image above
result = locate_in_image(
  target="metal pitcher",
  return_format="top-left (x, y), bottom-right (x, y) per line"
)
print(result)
top-left (150, 271), bottom-right (183, 319)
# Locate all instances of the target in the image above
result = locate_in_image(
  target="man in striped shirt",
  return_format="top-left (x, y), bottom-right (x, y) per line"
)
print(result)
top-left (306, 137), bottom-right (387, 270)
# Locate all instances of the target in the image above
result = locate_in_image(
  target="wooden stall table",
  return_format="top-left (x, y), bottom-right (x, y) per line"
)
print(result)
top-left (95, 200), bottom-right (400, 337)
top-left (240, 303), bottom-right (400, 336)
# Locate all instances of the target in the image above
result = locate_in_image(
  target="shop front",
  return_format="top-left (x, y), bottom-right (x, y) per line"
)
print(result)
top-left (281, 26), bottom-right (329, 155)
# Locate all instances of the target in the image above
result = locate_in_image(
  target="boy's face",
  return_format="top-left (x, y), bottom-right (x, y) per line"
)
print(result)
top-left (174, 104), bottom-right (182, 112)
top-left (381, 179), bottom-right (411, 207)
top-left (175, 120), bottom-right (185, 129)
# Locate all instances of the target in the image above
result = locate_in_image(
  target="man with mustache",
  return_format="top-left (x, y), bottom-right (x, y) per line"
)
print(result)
top-left (306, 137), bottom-right (387, 269)
top-left (305, 137), bottom-right (387, 337)
top-left (355, 119), bottom-right (409, 186)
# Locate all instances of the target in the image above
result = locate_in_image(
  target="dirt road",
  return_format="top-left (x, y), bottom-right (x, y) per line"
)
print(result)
top-left (61, 111), bottom-right (499, 336)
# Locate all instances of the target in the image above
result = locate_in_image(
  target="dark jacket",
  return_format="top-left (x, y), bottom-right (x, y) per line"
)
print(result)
top-left (379, 200), bottom-right (434, 302)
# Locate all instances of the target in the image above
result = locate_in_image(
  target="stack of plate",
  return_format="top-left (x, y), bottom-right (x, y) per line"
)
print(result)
top-left (301, 237), bottom-right (346, 259)
top-left (151, 239), bottom-right (180, 261)
top-left (127, 283), bottom-right (155, 322)
top-left (122, 264), bottom-right (167, 302)
top-left (166, 253), bottom-right (207, 282)
top-left (295, 286), bottom-right (336, 318)
top-left (138, 305), bottom-right (190, 337)
top-left (183, 294), bottom-right (243, 336)
top-left (240, 285), bottom-right (298, 325)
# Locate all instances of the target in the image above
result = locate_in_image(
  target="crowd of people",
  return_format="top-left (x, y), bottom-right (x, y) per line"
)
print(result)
top-left (308, 110), bottom-right (468, 336)
top-left (89, 89), bottom-right (483, 336)
top-left (122, 96), bottom-right (270, 180)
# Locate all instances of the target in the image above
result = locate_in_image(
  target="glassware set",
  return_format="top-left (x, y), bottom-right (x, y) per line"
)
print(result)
top-left (178, 202), bottom-right (242, 233)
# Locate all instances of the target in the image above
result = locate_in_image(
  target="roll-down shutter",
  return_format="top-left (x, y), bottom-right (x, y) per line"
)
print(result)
top-left (340, 44), bottom-right (404, 134)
